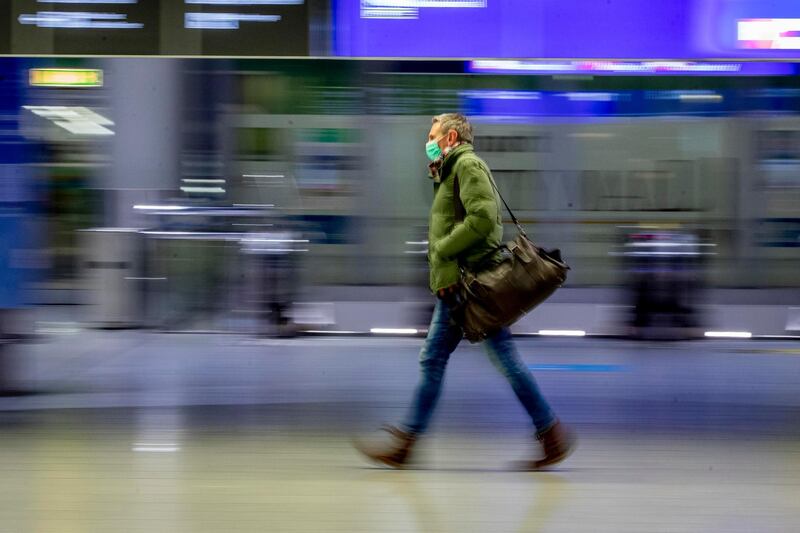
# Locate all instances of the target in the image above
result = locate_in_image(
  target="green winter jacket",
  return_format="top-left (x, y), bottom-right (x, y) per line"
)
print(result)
top-left (428, 143), bottom-right (504, 292)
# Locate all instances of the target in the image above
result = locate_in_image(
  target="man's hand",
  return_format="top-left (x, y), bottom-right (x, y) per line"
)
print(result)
top-left (438, 284), bottom-right (465, 327)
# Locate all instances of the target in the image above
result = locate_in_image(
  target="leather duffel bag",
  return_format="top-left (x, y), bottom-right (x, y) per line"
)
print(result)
top-left (454, 175), bottom-right (569, 342)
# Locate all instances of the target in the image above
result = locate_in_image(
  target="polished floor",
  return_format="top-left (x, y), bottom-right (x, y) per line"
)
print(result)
top-left (0, 332), bottom-right (799, 532)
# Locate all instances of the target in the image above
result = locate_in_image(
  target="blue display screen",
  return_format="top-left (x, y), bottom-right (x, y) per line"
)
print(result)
top-left (334, 0), bottom-right (800, 59)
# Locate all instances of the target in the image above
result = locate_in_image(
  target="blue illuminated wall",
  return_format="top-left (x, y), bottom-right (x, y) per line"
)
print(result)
top-left (335, 0), bottom-right (800, 59)
top-left (0, 59), bottom-right (36, 308)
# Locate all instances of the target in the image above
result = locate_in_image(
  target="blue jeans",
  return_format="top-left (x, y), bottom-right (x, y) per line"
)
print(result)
top-left (402, 300), bottom-right (556, 435)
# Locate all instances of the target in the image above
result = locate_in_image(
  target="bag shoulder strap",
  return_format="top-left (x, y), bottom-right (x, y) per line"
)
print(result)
top-left (453, 169), bottom-right (526, 236)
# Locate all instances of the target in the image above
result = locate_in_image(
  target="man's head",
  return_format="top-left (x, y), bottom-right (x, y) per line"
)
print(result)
top-left (427, 113), bottom-right (473, 161)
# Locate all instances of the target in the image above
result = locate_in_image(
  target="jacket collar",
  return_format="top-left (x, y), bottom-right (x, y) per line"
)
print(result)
top-left (428, 143), bottom-right (473, 183)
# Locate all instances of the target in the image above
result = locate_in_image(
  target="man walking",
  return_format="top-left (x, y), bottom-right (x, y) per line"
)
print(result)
top-left (356, 114), bottom-right (575, 470)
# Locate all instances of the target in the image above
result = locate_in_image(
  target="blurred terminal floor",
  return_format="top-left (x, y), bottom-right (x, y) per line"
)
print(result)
top-left (0, 329), bottom-right (799, 532)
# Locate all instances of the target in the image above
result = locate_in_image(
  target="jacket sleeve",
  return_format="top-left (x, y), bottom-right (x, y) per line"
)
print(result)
top-left (435, 158), bottom-right (499, 260)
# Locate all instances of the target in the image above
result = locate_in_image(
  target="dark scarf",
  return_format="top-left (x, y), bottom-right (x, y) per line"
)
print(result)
top-left (428, 157), bottom-right (444, 183)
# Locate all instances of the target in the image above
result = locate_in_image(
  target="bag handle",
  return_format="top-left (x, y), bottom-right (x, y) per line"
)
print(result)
top-left (454, 173), bottom-right (527, 237)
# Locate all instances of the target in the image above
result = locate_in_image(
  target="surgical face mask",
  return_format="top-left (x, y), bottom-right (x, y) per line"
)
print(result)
top-left (425, 135), bottom-right (446, 162)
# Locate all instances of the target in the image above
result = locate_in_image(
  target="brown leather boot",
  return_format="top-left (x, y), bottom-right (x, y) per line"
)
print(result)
top-left (354, 425), bottom-right (417, 468)
top-left (528, 420), bottom-right (576, 470)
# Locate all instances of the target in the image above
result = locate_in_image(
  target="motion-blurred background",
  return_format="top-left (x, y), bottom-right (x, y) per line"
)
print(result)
top-left (0, 2), bottom-right (799, 532)
top-left (2, 1), bottom-right (800, 340)
top-left (4, 57), bottom-right (800, 337)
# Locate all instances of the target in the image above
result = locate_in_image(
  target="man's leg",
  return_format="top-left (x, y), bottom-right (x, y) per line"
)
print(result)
top-left (482, 327), bottom-right (556, 432)
top-left (483, 327), bottom-right (575, 469)
top-left (401, 299), bottom-right (463, 435)
top-left (354, 299), bottom-right (462, 468)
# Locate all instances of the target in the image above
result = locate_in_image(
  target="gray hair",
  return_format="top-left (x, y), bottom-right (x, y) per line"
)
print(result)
top-left (432, 113), bottom-right (473, 144)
